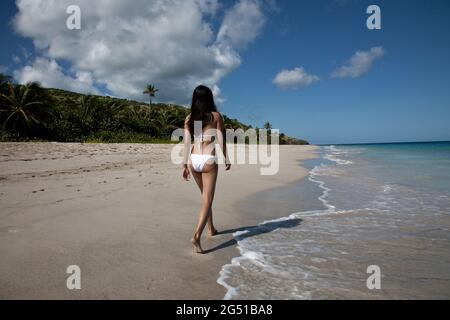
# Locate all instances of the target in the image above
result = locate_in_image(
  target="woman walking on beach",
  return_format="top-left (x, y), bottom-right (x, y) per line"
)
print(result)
top-left (183, 85), bottom-right (231, 254)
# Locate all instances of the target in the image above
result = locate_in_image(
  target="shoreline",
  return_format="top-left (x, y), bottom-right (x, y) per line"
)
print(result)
top-left (218, 143), bottom-right (450, 299)
top-left (0, 142), bottom-right (318, 299)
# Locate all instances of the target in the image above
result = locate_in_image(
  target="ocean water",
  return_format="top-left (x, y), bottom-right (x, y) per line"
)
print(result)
top-left (217, 142), bottom-right (450, 299)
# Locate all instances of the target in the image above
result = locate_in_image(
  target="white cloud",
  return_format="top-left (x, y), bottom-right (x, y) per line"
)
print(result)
top-left (217, 0), bottom-right (266, 50)
top-left (13, 57), bottom-right (100, 94)
top-left (331, 46), bottom-right (385, 79)
top-left (273, 67), bottom-right (320, 89)
top-left (12, 0), bottom-right (267, 104)
top-left (211, 84), bottom-right (226, 105)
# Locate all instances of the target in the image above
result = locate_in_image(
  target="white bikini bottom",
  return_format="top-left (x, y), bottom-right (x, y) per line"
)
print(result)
top-left (190, 154), bottom-right (216, 172)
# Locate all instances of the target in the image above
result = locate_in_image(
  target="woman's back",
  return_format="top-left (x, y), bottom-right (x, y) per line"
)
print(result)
top-left (188, 112), bottom-right (219, 155)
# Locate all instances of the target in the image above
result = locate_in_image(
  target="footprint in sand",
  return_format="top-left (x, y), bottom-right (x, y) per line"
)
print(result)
top-left (32, 189), bottom-right (45, 194)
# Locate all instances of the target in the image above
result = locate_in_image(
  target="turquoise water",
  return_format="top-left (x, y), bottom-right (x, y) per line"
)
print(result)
top-left (320, 142), bottom-right (450, 213)
top-left (218, 142), bottom-right (450, 299)
top-left (343, 142), bottom-right (450, 192)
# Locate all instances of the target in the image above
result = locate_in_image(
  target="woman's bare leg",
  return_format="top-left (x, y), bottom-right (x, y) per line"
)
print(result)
top-left (191, 166), bottom-right (218, 236)
top-left (207, 209), bottom-right (218, 236)
top-left (191, 164), bottom-right (218, 253)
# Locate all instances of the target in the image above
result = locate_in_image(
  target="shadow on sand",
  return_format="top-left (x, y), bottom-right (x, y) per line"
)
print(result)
top-left (204, 218), bottom-right (302, 254)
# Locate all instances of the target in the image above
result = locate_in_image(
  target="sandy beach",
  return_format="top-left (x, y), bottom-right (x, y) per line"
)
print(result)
top-left (0, 142), bottom-right (318, 299)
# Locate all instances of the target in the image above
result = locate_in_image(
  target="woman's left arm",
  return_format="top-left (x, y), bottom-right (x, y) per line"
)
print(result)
top-left (182, 118), bottom-right (191, 180)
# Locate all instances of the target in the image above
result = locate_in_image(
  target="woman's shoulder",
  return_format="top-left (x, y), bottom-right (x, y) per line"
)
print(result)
top-left (184, 114), bottom-right (191, 124)
top-left (211, 111), bottom-right (223, 121)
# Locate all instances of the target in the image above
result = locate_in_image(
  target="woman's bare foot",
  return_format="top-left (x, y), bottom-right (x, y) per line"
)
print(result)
top-left (191, 237), bottom-right (204, 254)
top-left (207, 228), bottom-right (219, 237)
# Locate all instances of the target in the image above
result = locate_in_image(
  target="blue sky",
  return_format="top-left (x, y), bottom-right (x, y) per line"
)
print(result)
top-left (1, 0), bottom-right (449, 144)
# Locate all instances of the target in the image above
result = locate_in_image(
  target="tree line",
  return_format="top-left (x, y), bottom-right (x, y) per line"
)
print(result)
top-left (0, 74), bottom-right (308, 145)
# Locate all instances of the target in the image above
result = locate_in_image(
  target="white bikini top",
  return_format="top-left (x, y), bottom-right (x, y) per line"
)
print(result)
top-left (190, 113), bottom-right (215, 152)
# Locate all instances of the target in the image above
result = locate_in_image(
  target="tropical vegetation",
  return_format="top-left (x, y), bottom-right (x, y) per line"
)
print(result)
top-left (0, 74), bottom-right (309, 145)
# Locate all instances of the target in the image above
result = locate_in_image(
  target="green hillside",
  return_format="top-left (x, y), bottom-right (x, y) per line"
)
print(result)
top-left (0, 76), bottom-right (309, 145)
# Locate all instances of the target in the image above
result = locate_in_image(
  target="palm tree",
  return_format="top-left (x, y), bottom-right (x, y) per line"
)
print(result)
top-left (263, 121), bottom-right (272, 130)
top-left (143, 84), bottom-right (159, 106)
top-left (0, 82), bottom-right (52, 136)
top-left (0, 73), bottom-right (12, 94)
top-left (0, 73), bottom-right (11, 83)
top-left (262, 121), bottom-right (273, 145)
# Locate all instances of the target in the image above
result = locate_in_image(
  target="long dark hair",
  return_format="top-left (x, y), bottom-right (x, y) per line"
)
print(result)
top-left (188, 85), bottom-right (217, 135)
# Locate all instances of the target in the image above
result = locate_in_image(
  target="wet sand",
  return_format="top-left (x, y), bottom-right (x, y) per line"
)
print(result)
top-left (0, 142), bottom-right (318, 299)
